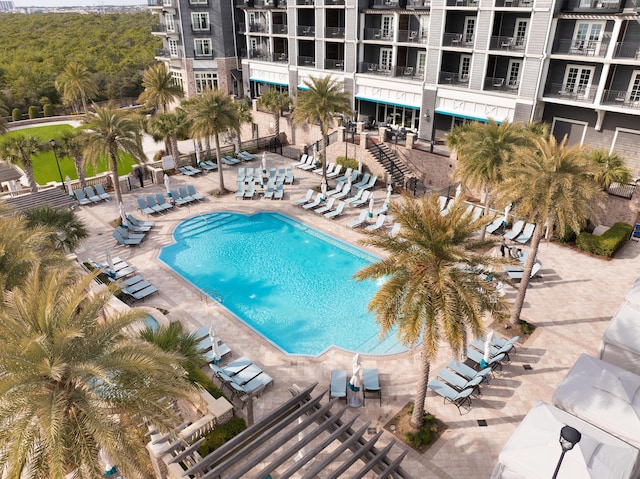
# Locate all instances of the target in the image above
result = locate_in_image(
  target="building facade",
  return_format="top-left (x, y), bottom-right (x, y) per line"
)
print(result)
top-left (150, 0), bottom-right (640, 173)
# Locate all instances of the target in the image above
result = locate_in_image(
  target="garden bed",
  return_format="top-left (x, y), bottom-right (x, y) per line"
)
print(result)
top-left (383, 403), bottom-right (447, 453)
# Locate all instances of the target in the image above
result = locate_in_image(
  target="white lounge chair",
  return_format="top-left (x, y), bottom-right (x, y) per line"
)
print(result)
top-left (292, 154), bottom-right (308, 168)
top-left (366, 214), bottom-right (387, 232)
top-left (331, 183), bottom-right (352, 200)
top-left (503, 220), bottom-right (525, 241)
top-left (344, 188), bottom-right (365, 206)
top-left (325, 180), bottom-right (346, 197)
top-left (389, 223), bottom-right (401, 238)
top-left (507, 261), bottom-right (542, 281)
top-left (302, 193), bottom-right (323, 210)
top-left (347, 210), bottom-right (368, 228)
top-left (514, 223), bottom-right (535, 244)
top-left (351, 190), bottom-right (371, 208)
top-left (486, 216), bottom-right (504, 234)
top-left (326, 164), bottom-right (343, 179)
top-left (324, 200), bottom-right (345, 219)
top-left (292, 189), bottom-right (314, 206)
top-left (352, 173), bottom-right (371, 190)
top-left (314, 196), bottom-right (336, 215)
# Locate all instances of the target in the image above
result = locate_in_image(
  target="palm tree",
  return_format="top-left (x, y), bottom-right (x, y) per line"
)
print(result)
top-left (0, 265), bottom-right (200, 478)
top-left (257, 88), bottom-right (291, 142)
top-left (57, 128), bottom-right (88, 190)
top-left (138, 63), bottom-right (184, 114)
top-left (183, 89), bottom-right (240, 191)
top-left (585, 148), bottom-right (632, 190)
top-left (0, 134), bottom-right (45, 193)
top-left (146, 110), bottom-right (190, 164)
top-left (496, 135), bottom-right (604, 324)
top-left (447, 120), bottom-right (530, 241)
top-left (55, 61), bottom-right (98, 114)
top-left (81, 103), bottom-right (146, 206)
top-left (354, 193), bottom-right (508, 428)
top-left (21, 205), bottom-right (89, 252)
top-left (293, 76), bottom-right (351, 186)
top-left (0, 97), bottom-right (8, 133)
top-left (232, 99), bottom-right (253, 154)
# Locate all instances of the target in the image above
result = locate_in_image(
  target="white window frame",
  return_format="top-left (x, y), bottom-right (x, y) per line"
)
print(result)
top-left (572, 21), bottom-right (604, 54)
top-left (550, 117), bottom-right (588, 146)
top-left (463, 16), bottom-right (475, 44)
top-left (459, 54), bottom-right (471, 81)
top-left (563, 64), bottom-right (594, 98)
top-left (628, 70), bottom-right (640, 102)
top-left (194, 38), bottom-right (212, 56)
top-left (170, 70), bottom-right (183, 89)
top-left (165, 14), bottom-right (175, 32)
top-left (168, 39), bottom-right (179, 57)
top-left (381, 15), bottom-right (394, 39)
top-left (507, 59), bottom-right (521, 85)
top-left (189, 0), bottom-right (207, 4)
top-left (191, 12), bottom-right (209, 31)
top-left (379, 47), bottom-right (393, 71)
top-left (417, 51), bottom-right (426, 74)
top-left (514, 18), bottom-right (528, 48)
top-left (195, 72), bottom-right (218, 94)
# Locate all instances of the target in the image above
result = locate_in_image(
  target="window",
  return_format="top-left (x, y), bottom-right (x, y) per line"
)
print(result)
top-left (514, 18), bottom-right (528, 47)
top-left (572, 21), bottom-right (604, 54)
top-left (194, 39), bottom-right (212, 56)
top-left (379, 48), bottom-right (392, 71)
top-left (459, 54), bottom-right (471, 80)
top-left (169, 39), bottom-right (179, 57)
top-left (165, 14), bottom-right (175, 32)
top-left (563, 65), bottom-right (594, 97)
top-left (189, 0), bottom-right (207, 4)
top-left (195, 72), bottom-right (218, 93)
top-left (381, 15), bottom-right (393, 39)
top-left (417, 51), bottom-right (426, 74)
top-left (170, 71), bottom-right (183, 89)
top-left (192, 12), bottom-right (209, 30)
top-left (507, 59), bottom-right (521, 89)
top-left (419, 16), bottom-right (428, 38)
top-left (628, 70), bottom-right (640, 102)
top-left (463, 17), bottom-right (475, 44)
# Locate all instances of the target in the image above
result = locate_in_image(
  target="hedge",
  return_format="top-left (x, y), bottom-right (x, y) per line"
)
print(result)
top-left (197, 417), bottom-right (247, 457)
top-left (28, 105), bottom-right (39, 119)
top-left (576, 222), bottom-right (633, 258)
top-left (43, 104), bottom-right (54, 117)
top-left (12, 108), bottom-right (21, 121)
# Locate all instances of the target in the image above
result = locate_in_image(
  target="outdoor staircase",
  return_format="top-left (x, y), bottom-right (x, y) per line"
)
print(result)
top-left (365, 137), bottom-right (411, 187)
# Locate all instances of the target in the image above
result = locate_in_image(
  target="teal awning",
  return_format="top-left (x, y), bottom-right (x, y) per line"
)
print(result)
top-left (435, 108), bottom-right (502, 124)
top-left (355, 95), bottom-right (420, 110)
top-left (249, 78), bottom-right (288, 87)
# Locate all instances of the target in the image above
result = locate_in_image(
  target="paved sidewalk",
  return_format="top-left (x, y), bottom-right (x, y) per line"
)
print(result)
top-left (73, 153), bottom-right (640, 478)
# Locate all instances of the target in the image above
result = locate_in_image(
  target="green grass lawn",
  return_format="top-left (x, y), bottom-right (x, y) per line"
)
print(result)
top-left (1, 124), bottom-right (137, 186)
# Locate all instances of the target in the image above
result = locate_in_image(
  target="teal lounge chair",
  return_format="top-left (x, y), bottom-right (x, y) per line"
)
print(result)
top-left (74, 189), bottom-right (92, 206)
top-left (235, 182), bottom-right (245, 199)
top-left (447, 359), bottom-right (492, 384)
top-left (113, 230), bottom-right (142, 246)
top-left (427, 378), bottom-right (474, 414)
top-left (84, 186), bottom-right (102, 203)
top-left (123, 284), bottom-right (158, 302)
top-left (178, 186), bottom-right (195, 203)
top-left (186, 184), bottom-right (205, 201)
top-left (437, 368), bottom-right (483, 397)
top-left (273, 184), bottom-right (284, 200)
top-left (263, 184), bottom-right (275, 199)
top-left (330, 370), bottom-right (347, 402)
top-left (243, 182), bottom-right (255, 200)
top-left (178, 166), bottom-right (198, 176)
top-left (124, 219), bottom-right (151, 233)
top-left (155, 193), bottom-right (174, 210)
top-left (116, 226), bottom-right (145, 241)
top-left (136, 198), bottom-right (156, 215)
top-left (146, 195), bottom-right (168, 213)
top-left (284, 168), bottom-right (294, 184)
top-left (94, 183), bottom-right (112, 200)
top-left (363, 368), bottom-right (381, 406)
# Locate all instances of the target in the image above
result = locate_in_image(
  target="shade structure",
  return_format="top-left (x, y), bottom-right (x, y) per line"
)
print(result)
top-left (105, 249), bottom-right (115, 273)
top-left (321, 178), bottom-right (327, 200)
top-left (262, 152), bottom-right (267, 174)
top-left (209, 326), bottom-right (221, 363)
top-left (482, 330), bottom-right (494, 368)
top-left (368, 194), bottom-right (375, 218)
top-left (118, 202), bottom-right (127, 225)
top-left (65, 175), bottom-right (73, 197)
top-left (503, 203), bottom-right (512, 226)
top-left (384, 183), bottom-right (393, 209)
top-left (194, 140), bottom-right (201, 163)
top-left (164, 174), bottom-right (171, 195)
top-left (598, 300), bottom-right (640, 376)
top-left (358, 157), bottom-right (362, 174)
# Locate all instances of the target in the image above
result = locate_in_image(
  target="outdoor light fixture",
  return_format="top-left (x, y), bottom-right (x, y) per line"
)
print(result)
top-left (49, 139), bottom-right (65, 190)
top-left (552, 425), bottom-right (581, 479)
top-left (423, 109), bottom-right (432, 122)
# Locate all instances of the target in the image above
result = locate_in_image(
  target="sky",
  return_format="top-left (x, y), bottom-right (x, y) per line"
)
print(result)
top-left (13, 0), bottom-right (142, 6)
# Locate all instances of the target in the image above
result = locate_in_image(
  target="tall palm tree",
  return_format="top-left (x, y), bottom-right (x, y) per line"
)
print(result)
top-left (447, 120), bottom-right (530, 241)
top-left (55, 61), bottom-right (98, 114)
top-left (496, 135), bottom-right (604, 324)
top-left (137, 63), bottom-right (184, 114)
top-left (146, 110), bottom-right (190, 164)
top-left (293, 76), bottom-right (351, 186)
top-left (21, 205), bottom-right (89, 252)
top-left (585, 148), bottom-right (632, 190)
top-left (0, 265), bottom-right (200, 478)
top-left (57, 128), bottom-right (88, 190)
top-left (81, 103), bottom-right (146, 206)
top-left (354, 193), bottom-right (508, 428)
top-left (0, 134), bottom-right (45, 193)
top-left (0, 97), bottom-right (8, 133)
top-left (183, 89), bottom-right (240, 191)
top-left (233, 99), bottom-right (253, 153)
top-left (256, 88), bottom-right (291, 141)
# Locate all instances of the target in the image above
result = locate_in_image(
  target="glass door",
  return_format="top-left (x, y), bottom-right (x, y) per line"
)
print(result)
top-left (379, 48), bottom-right (393, 72)
top-left (507, 59), bottom-right (521, 90)
top-left (463, 17), bottom-right (475, 45)
top-left (382, 15), bottom-right (394, 39)
top-left (563, 65), bottom-right (593, 98)
top-left (459, 54), bottom-right (471, 83)
top-left (514, 18), bottom-right (528, 48)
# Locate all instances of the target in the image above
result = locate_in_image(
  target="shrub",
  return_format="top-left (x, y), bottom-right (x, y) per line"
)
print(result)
top-left (406, 428), bottom-right (432, 448)
top-left (43, 104), bottom-right (54, 117)
top-left (335, 156), bottom-right (359, 171)
top-left (576, 222), bottom-right (632, 258)
top-left (12, 108), bottom-right (21, 121)
top-left (197, 417), bottom-right (247, 456)
top-left (28, 105), bottom-right (39, 119)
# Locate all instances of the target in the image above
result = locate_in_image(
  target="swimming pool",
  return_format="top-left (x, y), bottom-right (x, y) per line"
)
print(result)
top-left (158, 212), bottom-right (407, 356)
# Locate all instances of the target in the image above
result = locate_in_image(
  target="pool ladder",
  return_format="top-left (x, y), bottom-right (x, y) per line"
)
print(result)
top-left (200, 288), bottom-right (223, 304)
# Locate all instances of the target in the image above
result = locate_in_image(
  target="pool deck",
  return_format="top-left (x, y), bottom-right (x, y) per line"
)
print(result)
top-left (74, 153), bottom-right (640, 478)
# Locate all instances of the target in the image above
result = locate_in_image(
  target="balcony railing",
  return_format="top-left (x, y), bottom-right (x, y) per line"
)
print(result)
top-left (325, 59), bottom-right (345, 70)
top-left (188, 0), bottom-right (209, 6)
top-left (406, 0), bottom-right (431, 8)
top-left (561, 0), bottom-right (622, 12)
top-left (394, 65), bottom-right (424, 79)
top-left (371, 0), bottom-right (401, 7)
top-left (296, 0), bottom-right (314, 4)
top-left (494, 0), bottom-right (533, 6)
top-left (439, 71), bottom-right (470, 85)
top-left (446, 0), bottom-right (479, 6)
top-left (483, 76), bottom-right (519, 93)
top-left (151, 24), bottom-right (180, 34)
top-left (155, 48), bottom-right (184, 58)
top-left (191, 25), bottom-right (211, 33)
top-left (247, 50), bottom-right (288, 62)
top-left (553, 39), bottom-right (609, 57)
top-left (297, 26), bottom-right (315, 36)
top-left (398, 29), bottom-right (428, 43)
top-left (442, 33), bottom-right (473, 47)
top-left (360, 62), bottom-right (393, 76)
top-left (613, 42), bottom-right (640, 59)
top-left (325, 0), bottom-right (345, 4)
top-left (325, 27), bottom-right (345, 38)
top-left (365, 28), bottom-right (394, 41)
top-left (298, 55), bottom-right (316, 66)
top-left (272, 24), bottom-right (288, 34)
top-left (148, 0), bottom-right (175, 6)
top-left (601, 90), bottom-right (640, 108)
top-left (544, 82), bottom-right (598, 102)
top-left (249, 22), bottom-right (267, 33)
top-left (488, 35), bottom-right (526, 51)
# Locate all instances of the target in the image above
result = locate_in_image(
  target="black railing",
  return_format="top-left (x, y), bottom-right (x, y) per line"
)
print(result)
top-left (608, 182), bottom-right (636, 199)
top-left (366, 137), bottom-right (405, 185)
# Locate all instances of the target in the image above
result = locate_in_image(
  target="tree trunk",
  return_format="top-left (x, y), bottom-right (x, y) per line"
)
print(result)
top-left (509, 223), bottom-right (544, 324)
top-left (170, 135), bottom-right (179, 164)
top-left (110, 151), bottom-right (122, 206)
top-left (73, 152), bottom-right (87, 190)
top-left (479, 185), bottom-right (490, 242)
top-left (205, 137), bottom-right (212, 159)
top-left (274, 112), bottom-right (280, 141)
top-left (214, 132), bottom-right (225, 191)
top-left (410, 343), bottom-right (431, 428)
top-left (23, 161), bottom-right (38, 194)
top-left (321, 130), bottom-right (328, 186)
top-left (81, 92), bottom-right (88, 114)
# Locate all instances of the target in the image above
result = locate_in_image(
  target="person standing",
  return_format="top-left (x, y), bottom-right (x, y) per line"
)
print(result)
top-left (136, 167), bottom-right (144, 188)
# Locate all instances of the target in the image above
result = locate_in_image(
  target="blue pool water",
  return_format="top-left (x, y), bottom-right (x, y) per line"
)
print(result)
top-left (158, 212), bottom-right (408, 356)
top-left (143, 315), bottom-right (159, 331)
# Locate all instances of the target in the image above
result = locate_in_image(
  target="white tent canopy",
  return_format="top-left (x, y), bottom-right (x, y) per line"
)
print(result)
top-left (552, 354), bottom-right (640, 449)
top-left (491, 401), bottom-right (640, 479)
top-left (598, 299), bottom-right (640, 376)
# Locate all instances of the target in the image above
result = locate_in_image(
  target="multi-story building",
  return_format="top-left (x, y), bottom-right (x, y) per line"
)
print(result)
top-left (150, 0), bottom-right (640, 172)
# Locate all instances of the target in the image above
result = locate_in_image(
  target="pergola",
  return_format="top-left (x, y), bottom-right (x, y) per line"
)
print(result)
top-left (2, 187), bottom-right (77, 214)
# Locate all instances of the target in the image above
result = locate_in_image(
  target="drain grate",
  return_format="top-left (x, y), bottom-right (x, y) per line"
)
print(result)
top-left (523, 364), bottom-right (533, 370)
top-left (477, 419), bottom-right (488, 427)
top-left (368, 427), bottom-right (377, 435)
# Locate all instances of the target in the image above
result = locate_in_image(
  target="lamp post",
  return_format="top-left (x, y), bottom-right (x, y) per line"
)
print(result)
top-left (552, 425), bottom-right (581, 479)
top-left (49, 139), bottom-right (64, 190)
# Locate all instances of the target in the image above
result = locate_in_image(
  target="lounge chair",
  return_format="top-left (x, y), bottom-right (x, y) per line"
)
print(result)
top-left (146, 195), bottom-right (169, 213)
top-left (295, 155), bottom-right (313, 170)
top-left (507, 261), bottom-right (542, 281)
top-left (363, 368), bottom-right (381, 406)
top-left (325, 180), bottom-right (346, 197)
top-left (503, 220), bottom-right (525, 241)
top-left (314, 196), bottom-right (336, 215)
top-left (344, 188), bottom-right (365, 206)
top-left (334, 167), bottom-right (353, 183)
top-left (490, 334), bottom-right (520, 354)
top-left (263, 183), bottom-right (275, 199)
top-left (273, 184), bottom-right (284, 200)
top-left (471, 338), bottom-right (516, 362)
top-left (94, 183), bottom-right (112, 200)
top-left (234, 181), bottom-right (245, 198)
top-left (74, 189), bottom-right (92, 206)
top-left (84, 186), bottom-right (102, 203)
top-left (292, 189), bottom-right (314, 206)
top-left (437, 368), bottom-right (483, 397)
top-left (352, 173), bottom-right (371, 190)
top-left (113, 230), bottom-right (142, 246)
top-left (239, 151), bottom-right (256, 161)
top-left (347, 210), bottom-right (368, 228)
top-left (292, 154), bottom-right (309, 168)
top-left (326, 164), bottom-right (343, 179)
top-left (312, 162), bottom-right (330, 176)
top-left (127, 215), bottom-right (154, 229)
top-left (324, 201), bottom-right (345, 219)
top-left (284, 168), bottom-right (294, 185)
top-left (389, 223), bottom-right (401, 238)
top-left (447, 359), bottom-right (493, 384)
top-left (197, 336), bottom-right (232, 362)
top-left (236, 167), bottom-right (246, 183)
top-left (330, 370), bottom-right (347, 402)
top-left (302, 193), bottom-right (323, 210)
top-left (514, 223), bottom-right (535, 244)
top-left (197, 160), bottom-right (217, 171)
top-left (466, 347), bottom-right (506, 371)
top-left (185, 165), bottom-right (202, 175)
top-left (332, 183), bottom-right (353, 200)
top-left (472, 205), bottom-right (484, 221)
top-left (427, 378), bottom-right (474, 414)
top-left (438, 195), bottom-right (448, 211)
top-left (124, 219), bottom-right (151, 233)
top-left (357, 175), bottom-right (378, 192)
top-left (350, 190), bottom-right (371, 208)
top-left (241, 371), bottom-right (273, 394)
top-left (155, 193), bottom-right (174, 211)
top-left (243, 181), bottom-right (255, 200)
top-left (485, 216), bottom-right (504, 234)
top-left (122, 284), bottom-right (158, 302)
top-left (210, 357), bottom-right (253, 385)
top-left (178, 166), bottom-right (198, 176)
top-left (169, 189), bottom-right (188, 206)
top-left (116, 226), bottom-right (145, 241)
top-left (186, 184), bottom-right (205, 201)
top-left (221, 156), bottom-right (238, 166)
top-left (365, 214), bottom-right (386, 232)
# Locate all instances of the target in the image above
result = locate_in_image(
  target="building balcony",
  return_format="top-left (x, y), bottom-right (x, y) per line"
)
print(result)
top-left (439, 71), bottom-right (470, 85)
top-left (325, 27), bottom-right (345, 38)
top-left (394, 65), bottom-right (424, 79)
top-left (446, 0), bottom-right (478, 6)
top-left (364, 28), bottom-right (394, 41)
top-left (484, 76), bottom-right (519, 94)
top-left (406, 0), bottom-right (431, 8)
top-left (325, 0), bottom-right (345, 4)
top-left (613, 42), bottom-right (640, 59)
top-left (398, 29), bottom-right (428, 43)
top-left (248, 50), bottom-right (289, 62)
top-left (561, 0), bottom-right (623, 12)
top-left (253, 0), bottom-right (283, 7)
top-left (544, 82), bottom-right (598, 102)
top-left (148, 0), bottom-right (176, 8)
top-left (442, 33), bottom-right (473, 48)
top-left (296, 0), bottom-right (314, 4)
top-left (155, 48), bottom-right (184, 59)
top-left (150, 24), bottom-right (180, 35)
top-left (298, 55), bottom-right (316, 66)
top-left (272, 24), bottom-right (288, 34)
top-left (249, 22), bottom-right (268, 33)
top-left (494, 0), bottom-right (533, 6)
top-left (552, 39), bottom-right (609, 57)
top-left (297, 26), bottom-right (315, 36)
top-left (489, 35), bottom-right (525, 52)
top-left (360, 62), bottom-right (393, 76)
top-left (370, 0), bottom-right (401, 7)
top-left (325, 59), bottom-right (345, 70)
top-left (601, 90), bottom-right (640, 108)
